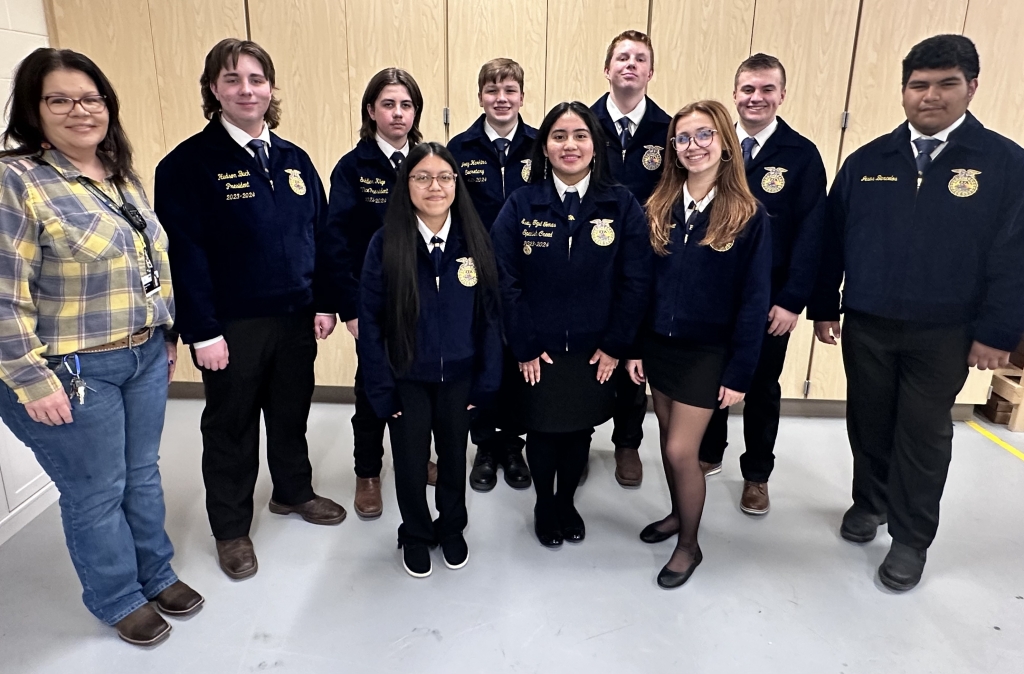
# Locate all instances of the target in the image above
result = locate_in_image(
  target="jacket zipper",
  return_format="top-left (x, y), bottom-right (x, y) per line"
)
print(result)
top-left (566, 235), bottom-right (573, 351)
top-left (501, 166), bottom-right (506, 200)
top-left (671, 219), bottom-right (697, 337)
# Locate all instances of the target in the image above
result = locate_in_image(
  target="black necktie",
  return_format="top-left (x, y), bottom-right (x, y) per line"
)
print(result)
top-left (493, 138), bottom-right (510, 168)
top-left (912, 137), bottom-right (942, 174)
top-left (430, 236), bottom-right (444, 280)
top-left (391, 151), bottom-right (404, 169)
top-left (564, 189), bottom-right (580, 223)
top-left (741, 137), bottom-right (757, 166)
top-left (617, 117), bottom-right (631, 149)
top-left (247, 139), bottom-right (269, 174)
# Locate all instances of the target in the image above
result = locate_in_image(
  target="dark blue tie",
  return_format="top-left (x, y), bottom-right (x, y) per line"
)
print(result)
top-left (741, 137), bottom-right (757, 166)
top-left (493, 138), bottom-right (510, 167)
top-left (247, 139), bottom-right (269, 174)
top-left (391, 151), bottom-right (404, 170)
top-left (430, 236), bottom-right (444, 281)
top-left (913, 137), bottom-right (942, 174)
top-left (617, 117), bottom-right (631, 149)
top-left (564, 190), bottom-right (581, 230)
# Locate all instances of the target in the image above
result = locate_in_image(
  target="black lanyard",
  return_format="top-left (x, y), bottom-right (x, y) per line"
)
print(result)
top-left (77, 176), bottom-right (156, 272)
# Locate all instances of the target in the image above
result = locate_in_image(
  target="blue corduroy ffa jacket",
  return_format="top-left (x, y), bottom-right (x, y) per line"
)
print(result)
top-left (357, 220), bottom-right (503, 418)
top-left (325, 138), bottom-right (404, 322)
top-left (808, 112), bottom-right (1024, 352)
top-left (744, 117), bottom-right (827, 313)
top-left (154, 117), bottom-right (333, 344)
top-left (490, 180), bottom-right (653, 363)
top-left (592, 93), bottom-right (672, 207)
top-left (447, 114), bottom-right (537, 230)
top-left (646, 201), bottom-right (773, 392)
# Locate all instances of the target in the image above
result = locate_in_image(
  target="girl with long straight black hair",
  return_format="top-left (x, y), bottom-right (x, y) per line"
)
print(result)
top-left (358, 142), bottom-right (503, 578)
top-left (490, 102), bottom-right (653, 549)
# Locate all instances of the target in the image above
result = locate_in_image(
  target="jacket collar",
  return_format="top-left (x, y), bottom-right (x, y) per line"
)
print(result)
top-left (463, 114), bottom-right (536, 156)
top-left (593, 93), bottom-right (671, 150)
top-left (354, 136), bottom-right (401, 173)
top-left (880, 110), bottom-right (985, 161)
top-left (744, 117), bottom-right (802, 171)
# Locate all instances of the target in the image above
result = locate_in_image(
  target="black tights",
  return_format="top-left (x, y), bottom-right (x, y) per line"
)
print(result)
top-left (525, 429), bottom-right (593, 529)
top-left (651, 388), bottom-right (714, 572)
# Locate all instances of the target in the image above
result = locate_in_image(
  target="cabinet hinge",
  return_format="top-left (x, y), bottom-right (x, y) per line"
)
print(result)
top-left (443, 107), bottom-right (450, 125)
top-left (803, 380), bottom-right (811, 397)
top-left (840, 111), bottom-right (850, 130)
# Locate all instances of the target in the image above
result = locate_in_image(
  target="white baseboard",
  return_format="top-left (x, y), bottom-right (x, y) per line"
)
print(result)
top-left (0, 481), bottom-right (58, 547)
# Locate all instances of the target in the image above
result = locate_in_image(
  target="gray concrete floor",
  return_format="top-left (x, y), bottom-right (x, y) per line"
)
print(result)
top-left (0, 400), bottom-right (1022, 673)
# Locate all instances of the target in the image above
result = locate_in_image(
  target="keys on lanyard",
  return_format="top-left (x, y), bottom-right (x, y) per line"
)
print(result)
top-left (62, 354), bottom-right (95, 405)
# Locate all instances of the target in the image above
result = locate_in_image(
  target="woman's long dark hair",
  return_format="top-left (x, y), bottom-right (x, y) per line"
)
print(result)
top-left (526, 101), bottom-right (612, 190)
top-left (1, 48), bottom-right (137, 185)
top-left (381, 142), bottom-right (501, 375)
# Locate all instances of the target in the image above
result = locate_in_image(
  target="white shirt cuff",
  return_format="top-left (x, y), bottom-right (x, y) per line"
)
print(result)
top-left (193, 335), bottom-right (224, 349)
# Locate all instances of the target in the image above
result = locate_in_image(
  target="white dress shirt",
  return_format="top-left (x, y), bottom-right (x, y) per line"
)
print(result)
top-left (376, 134), bottom-right (410, 168)
top-left (735, 117), bottom-right (779, 160)
top-left (552, 171), bottom-right (591, 201)
top-left (606, 95), bottom-right (647, 136)
top-left (909, 113), bottom-right (966, 161)
top-left (681, 182), bottom-right (717, 224)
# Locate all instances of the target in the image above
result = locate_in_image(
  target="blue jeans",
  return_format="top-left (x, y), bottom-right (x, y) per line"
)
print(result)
top-left (0, 330), bottom-right (177, 625)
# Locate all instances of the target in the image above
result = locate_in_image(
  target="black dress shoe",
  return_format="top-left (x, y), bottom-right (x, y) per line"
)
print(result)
top-left (560, 505), bottom-right (585, 543)
top-left (840, 505), bottom-right (887, 543)
top-left (657, 548), bottom-right (703, 589)
top-left (533, 508), bottom-right (563, 548)
top-left (639, 521), bottom-right (678, 544)
top-left (878, 541), bottom-right (926, 592)
top-left (499, 450), bottom-right (532, 489)
top-left (469, 450), bottom-right (497, 492)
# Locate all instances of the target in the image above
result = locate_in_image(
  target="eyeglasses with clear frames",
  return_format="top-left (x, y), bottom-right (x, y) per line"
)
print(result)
top-left (671, 128), bottom-right (717, 149)
top-left (409, 172), bottom-right (457, 188)
top-left (42, 95), bottom-right (108, 115)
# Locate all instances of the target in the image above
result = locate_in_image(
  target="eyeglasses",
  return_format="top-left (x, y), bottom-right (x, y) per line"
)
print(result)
top-left (409, 172), bottom-right (456, 188)
top-left (670, 129), bottom-right (717, 149)
top-left (42, 95), bottom-right (107, 115)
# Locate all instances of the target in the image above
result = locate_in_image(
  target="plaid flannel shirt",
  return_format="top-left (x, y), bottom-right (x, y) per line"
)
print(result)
top-left (0, 149), bottom-right (174, 403)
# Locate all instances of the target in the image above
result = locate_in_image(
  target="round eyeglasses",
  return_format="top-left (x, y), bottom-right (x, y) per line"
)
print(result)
top-left (671, 129), bottom-right (717, 149)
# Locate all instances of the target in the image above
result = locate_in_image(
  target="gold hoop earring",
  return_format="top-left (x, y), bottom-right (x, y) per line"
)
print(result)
top-left (721, 149), bottom-right (732, 162)
top-left (674, 157), bottom-right (684, 169)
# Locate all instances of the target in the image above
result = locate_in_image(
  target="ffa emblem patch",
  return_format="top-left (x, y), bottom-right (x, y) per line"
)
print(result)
top-left (761, 167), bottom-right (787, 194)
top-left (285, 169), bottom-right (307, 195)
top-left (710, 241), bottom-right (734, 253)
top-left (521, 159), bottom-right (532, 182)
top-left (456, 257), bottom-right (478, 287)
top-left (590, 219), bottom-right (615, 246)
top-left (642, 145), bottom-right (663, 171)
top-left (523, 243), bottom-right (532, 255)
top-left (948, 169), bottom-right (980, 197)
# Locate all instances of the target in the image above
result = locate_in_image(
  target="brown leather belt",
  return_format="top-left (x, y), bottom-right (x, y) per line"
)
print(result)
top-left (78, 327), bottom-right (154, 354)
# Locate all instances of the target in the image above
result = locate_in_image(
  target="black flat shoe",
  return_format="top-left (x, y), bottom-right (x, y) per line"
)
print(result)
top-left (657, 548), bottom-right (703, 589)
top-left (560, 505), bottom-right (585, 543)
top-left (533, 515), bottom-right (563, 548)
top-left (639, 521), bottom-right (678, 544)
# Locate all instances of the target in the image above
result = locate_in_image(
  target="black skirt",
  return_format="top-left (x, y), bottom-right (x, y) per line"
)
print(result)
top-left (518, 350), bottom-right (616, 433)
top-left (643, 332), bottom-right (727, 409)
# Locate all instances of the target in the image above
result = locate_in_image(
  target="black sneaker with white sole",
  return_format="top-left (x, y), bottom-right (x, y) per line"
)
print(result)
top-left (401, 543), bottom-right (432, 578)
top-left (441, 534), bottom-right (469, 569)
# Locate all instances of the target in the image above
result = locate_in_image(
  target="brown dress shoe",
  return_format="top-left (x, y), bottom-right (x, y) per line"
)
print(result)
top-left (614, 447), bottom-right (643, 487)
top-left (269, 495), bottom-right (347, 525)
top-left (740, 480), bottom-right (770, 515)
top-left (216, 536), bottom-right (258, 580)
top-left (354, 477), bottom-right (383, 519)
top-left (154, 581), bottom-right (204, 617)
top-left (427, 460), bottom-right (438, 487)
top-left (115, 603), bottom-right (171, 646)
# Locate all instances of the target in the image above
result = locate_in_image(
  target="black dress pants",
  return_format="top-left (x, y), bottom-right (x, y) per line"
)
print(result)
top-left (699, 332), bottom-right (790, 482)
top-left (353, 362), bottom-right (388, 478)
top-left (199, 314), bottom-right (317, 541)
top-left (610, 363), bottom-right (647, 450)
top-left (469, 347), bottom-right (525, 457)
top-left (388, 376), bottom-right (473, 546)
top-left (842, 311), bottom-right (971, 550)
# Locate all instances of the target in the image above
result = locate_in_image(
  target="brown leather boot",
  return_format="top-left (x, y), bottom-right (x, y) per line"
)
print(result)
top-left (269, 495), bottom-right (347, 525)
top-left (427, 460), bottom-right (438, 487)
top-left (354, 477), bottom-right (383, 519)
top-left (216, 536), bottom-right (258, 580)
top-left (154, 581), bottom-right (204, 617)
top-left (115, 603), bottom-right (171, 646)
top-left (740, 480), bottom-right (770, 515)
top-left (614, 448), bottom-right (643, 487)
